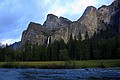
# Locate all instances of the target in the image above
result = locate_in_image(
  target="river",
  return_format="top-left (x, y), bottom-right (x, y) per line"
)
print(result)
top-left (0, 68), bottom-right (120, 80)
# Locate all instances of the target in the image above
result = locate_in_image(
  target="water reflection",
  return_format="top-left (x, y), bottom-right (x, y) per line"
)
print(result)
top-left (0, 68), bottom-right (120, 80)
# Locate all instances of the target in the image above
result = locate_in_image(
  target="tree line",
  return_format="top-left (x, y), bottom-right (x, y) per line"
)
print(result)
top-left (0, 28), bottom-right (120, 61)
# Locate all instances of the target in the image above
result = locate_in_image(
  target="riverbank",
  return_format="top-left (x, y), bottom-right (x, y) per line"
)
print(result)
top-left (0, 60), bottom-right (120, 68)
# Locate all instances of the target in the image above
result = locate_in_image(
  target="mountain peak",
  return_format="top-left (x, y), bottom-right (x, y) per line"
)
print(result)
top-left (47, 14), bottom-right (58, 21)
top-left (114, 0), bottom-right (120, 4)
top-left (59, 17), bottom-right (72, 23)
top-left (85, 6), bottom-right (97, 11)
top-left (43, 14), bottom-right (72, 30)
top-left (78, 6), bottom-right (97, 22)
top-left (28, 22), bottom-right (42, 30)
top-left (98, 5), bottom-right (108, 10)
top-left (110, 0), bottom-right (120, 11)
top-left (29, 22), bottom-right (41, 26)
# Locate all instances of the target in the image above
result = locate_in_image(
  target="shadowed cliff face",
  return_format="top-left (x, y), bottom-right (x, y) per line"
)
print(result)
top-left (98, 5), bottom-right (110, 24)
top-left (109, 0), bottom-right (120, 32)
top-left (20, 0), bottom-right (120, 46)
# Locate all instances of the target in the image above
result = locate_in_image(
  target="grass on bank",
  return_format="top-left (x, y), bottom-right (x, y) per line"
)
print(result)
top-left (0, 60), bottom-right (120, 68)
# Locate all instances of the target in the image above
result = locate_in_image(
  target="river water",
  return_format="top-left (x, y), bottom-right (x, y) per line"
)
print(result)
top-left (0, 68), bottom-right (120, 80)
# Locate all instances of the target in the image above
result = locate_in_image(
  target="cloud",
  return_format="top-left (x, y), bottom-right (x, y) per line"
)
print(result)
top-left (0, 38), bottom-right (20, 45)
top-left (70, 0), bottom-right (97, 14)
top-left (0, 0), bottom-right (114, 44)
top-left (0, 0), bottom-right (49, 44)
top-left (46, 0), bottom-right (113, 20)
top-left (47, 2), bottom-right (67, 17)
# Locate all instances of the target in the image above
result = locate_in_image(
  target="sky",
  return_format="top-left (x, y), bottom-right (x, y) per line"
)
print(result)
top-left (0, 0), bottom-right (114, 44)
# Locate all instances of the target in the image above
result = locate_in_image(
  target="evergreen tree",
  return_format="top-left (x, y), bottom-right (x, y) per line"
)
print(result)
top-left (4, 46), bottom-right (15, 61)
top-left (85, 31), bottom-right (89, 40)
top-left (47, 46), bottom-right (52, 61)
top-left (59, 49), bottom-right (69, 61)
top-left (89, 40), bottom-right (94, 59)
top-left (78, 31), bottom-right (82, 42)
top-left (0, 45), bottom-right (4, 61)
top-left (68, 34), bottom-right (74, 60)
top-left (59, 39), bottom-right (66, 50)
top-left (51, 40), bottom-right (60, 61)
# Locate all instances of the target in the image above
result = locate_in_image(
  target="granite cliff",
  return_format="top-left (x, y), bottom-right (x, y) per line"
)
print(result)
top-left (20, 0), bottom-right (120, 46)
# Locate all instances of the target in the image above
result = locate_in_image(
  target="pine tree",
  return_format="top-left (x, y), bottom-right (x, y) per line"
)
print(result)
top-left (89, 40), bottom-right (93, 59)
top-left (68, 34), bottom-right (75, 60)
top-left (77, 32), bottom-right (82, 60)
top-left (85, 31), bottom-right (89, 40)
top-left (78, 31), bottom-right (82, 42)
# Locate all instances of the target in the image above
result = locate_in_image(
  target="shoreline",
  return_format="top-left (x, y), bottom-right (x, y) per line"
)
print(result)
top-left (0, 60), bottom-right (120, 69)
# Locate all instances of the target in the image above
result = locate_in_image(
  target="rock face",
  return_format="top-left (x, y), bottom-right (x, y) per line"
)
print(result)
top-left (21, 22), bottom-right (49, 46)
top-left (109, 0), bottom-right (120, 31)
top-left (43, 14), bottom-right (72, 43)
top-left (98, 5), bottom-right (110, 24)
top-left (98, 0), bottom-right (120, 31)
top-left (78, 6), bottom-right (99, 37)
top-left (20, 0), bottom-right (120, 46)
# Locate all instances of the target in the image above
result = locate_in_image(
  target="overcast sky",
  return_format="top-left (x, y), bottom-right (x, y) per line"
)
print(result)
top-left (0, 0), bottom-right (114, 44)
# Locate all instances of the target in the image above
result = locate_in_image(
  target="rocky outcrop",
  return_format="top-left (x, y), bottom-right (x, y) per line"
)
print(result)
top-left (98, 5), bottom-right (110, 24)
top-left (70, 6), bottom-right (106, 39)
top-left (21, 15), bottom-right (72, 46)
top-left (43, 14), bottom-right (60, 30)
top-left (43, 14), bottom-right (72, 43)
top-left (20, 0), bottom-right (120, 46)
top-left (78, 6), bottom-right (99, 37)
top-left (43, 14), bottom-right (72, 30)
top-left (98, 0), bottom-right (120, 31)
top-left (21, 22), bottom-right (49, 46)
top-left (109, 0), bottom-right (120, 31)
